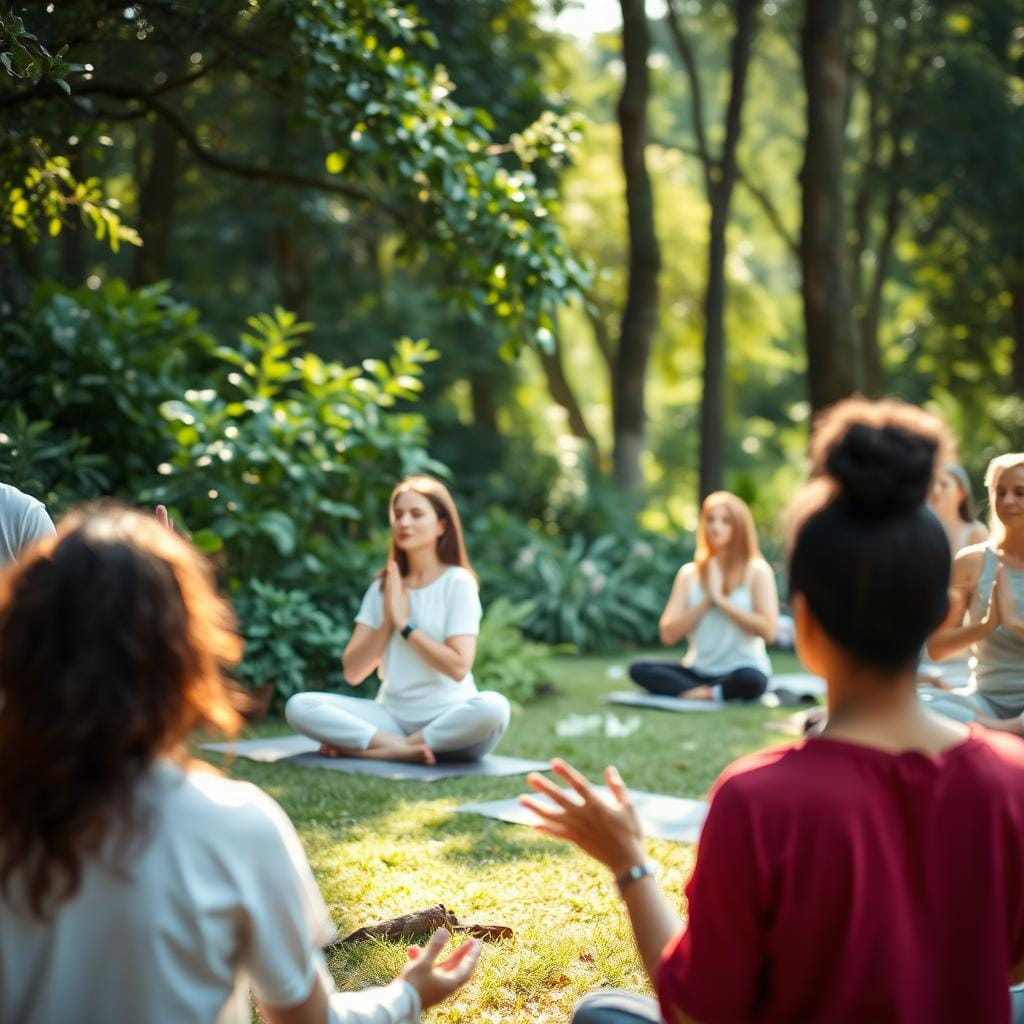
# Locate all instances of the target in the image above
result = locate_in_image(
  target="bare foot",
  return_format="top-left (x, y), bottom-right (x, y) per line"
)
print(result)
top-left (685, 685), bottom-right (715, 701)
top-left (318, 742), bottom-right (437, 764)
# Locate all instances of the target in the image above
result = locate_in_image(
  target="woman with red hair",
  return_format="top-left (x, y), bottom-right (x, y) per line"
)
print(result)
top-left (629, 491), bottom-right (778, 703)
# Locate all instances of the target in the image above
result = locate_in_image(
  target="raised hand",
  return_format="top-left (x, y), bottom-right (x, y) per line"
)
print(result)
top-left (399, 928), bottom-right (481, 1010)
top-left (384, 561), bottom-right (410, 630)
top-left (705, 556), bottom-right (725, 604)
top-left (519, 758), bottom-right (647, 877)
top-left (155, 505), bottom-right (173, 532)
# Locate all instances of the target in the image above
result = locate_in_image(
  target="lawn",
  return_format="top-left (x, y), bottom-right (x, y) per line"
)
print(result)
top-left (196, 651), bottom-right (805, 1022)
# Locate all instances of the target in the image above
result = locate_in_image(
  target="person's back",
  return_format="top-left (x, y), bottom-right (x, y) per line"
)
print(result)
top-left (0, 482), bottom-right (54, 567)
top-left (1, 761), bottom-right (335, 1024)
top-left (661, 725), bottom-right (1024, 1022)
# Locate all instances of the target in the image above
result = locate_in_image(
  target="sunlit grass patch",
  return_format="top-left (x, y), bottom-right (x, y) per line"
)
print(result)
top-left (199, 652), bottom-right (803, 1021)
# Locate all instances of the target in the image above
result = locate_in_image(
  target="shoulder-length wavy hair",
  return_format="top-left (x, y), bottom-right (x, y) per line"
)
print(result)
top-left (384, 476), bottom-right (476, 582)
top-left (694, 491), bottom-right (762, 585)
top-left (0, 503), bottom-right (242, 920)
top-left (985, 453), bottom-right (1024, 545)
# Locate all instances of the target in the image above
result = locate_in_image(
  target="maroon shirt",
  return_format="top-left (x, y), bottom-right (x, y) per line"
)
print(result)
top-left (658, 726), bottom-right (1024, 1023)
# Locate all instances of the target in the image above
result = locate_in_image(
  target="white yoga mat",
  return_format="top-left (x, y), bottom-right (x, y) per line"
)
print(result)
top-left (200, 735), bottom-right (550, 782)
top-left (606, 671), bottom-right (827, 713)
top-left (455, 788), bottom-right (709, 843)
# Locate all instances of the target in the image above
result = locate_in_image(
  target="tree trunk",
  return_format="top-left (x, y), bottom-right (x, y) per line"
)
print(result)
top-left (1011, 283), bottom-right (1024, 399)
top-left (59, 143), bottom-right (87, 285)
top-left (613, 0), bottom-right (661, 492)
top-left (800, 0), bottom-right (856, 411)
top-left (468, 370), bottom-right (500, 435)
top-left (697, 0), bottom-right (757, 500)
top-left (270, 223), bottom-right (312, 323)
top-left (860, 179), bottom-right (900, 395)
top-left (131, 114), bottom-right (181, 286)
top-left (536, 343), bottom-right (598, 453)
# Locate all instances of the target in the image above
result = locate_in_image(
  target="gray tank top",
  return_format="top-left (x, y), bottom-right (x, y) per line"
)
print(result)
top-left (972, 547), bottom-right (1024, 695)
top-left (684, 565), bottom-right (771, 676)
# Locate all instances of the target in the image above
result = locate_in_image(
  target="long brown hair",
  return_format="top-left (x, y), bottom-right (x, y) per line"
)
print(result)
top-left (0, 503), bottom-right (242, 919)
top-left (385, 476), bottom-right (476, 581)
top-left (694, 491), bottom-right (762, 588)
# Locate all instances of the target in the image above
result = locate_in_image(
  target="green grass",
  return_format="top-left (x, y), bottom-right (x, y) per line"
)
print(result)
top-left (197, 651), bottom-right (805, 1021)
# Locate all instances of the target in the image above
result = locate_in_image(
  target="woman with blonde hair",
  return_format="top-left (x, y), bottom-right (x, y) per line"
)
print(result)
top-left (628, 491), bottom-right (778, 703)
top-left (0, 504), bottom-right (479, 1023)
top-left (286, 476), bottom-right (510, 763)
top-left (927, 452), bottom-right (1024, 735)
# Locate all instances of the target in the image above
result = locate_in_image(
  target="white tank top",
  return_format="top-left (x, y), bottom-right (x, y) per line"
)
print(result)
top-left (684, 564), bottom-right (771, 676)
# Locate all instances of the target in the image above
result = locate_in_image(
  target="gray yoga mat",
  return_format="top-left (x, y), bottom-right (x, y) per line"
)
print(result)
top-left (200, 734), bottom-right (550, 782)
top-left (455, 788), bottom-right (709, 843)
top-left (606, 671), bottom-right (827, 713)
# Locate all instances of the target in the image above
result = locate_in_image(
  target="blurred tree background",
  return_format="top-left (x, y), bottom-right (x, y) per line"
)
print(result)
top-left (2, 0), bottom-right (1022, 689)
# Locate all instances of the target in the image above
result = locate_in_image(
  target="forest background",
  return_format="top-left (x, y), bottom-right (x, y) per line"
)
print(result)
top-left (2, 0), bottom-right (1022, 704)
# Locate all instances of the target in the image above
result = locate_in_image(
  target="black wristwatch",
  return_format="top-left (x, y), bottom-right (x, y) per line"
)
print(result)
top-left (400, 621), bottom-right (417, 640)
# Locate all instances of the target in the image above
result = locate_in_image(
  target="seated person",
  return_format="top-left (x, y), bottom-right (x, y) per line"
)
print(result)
top-left (524, 399), bottom-right (1024, 1024)
top-left (0, 504), bottom-right (479, 1023)
top-left (919, 462), bottom-right (989, 687)
top-left (286, 477), bottom-right (509, 763)
top-left (926, 453), bottom-right (1024, 736)
top-left (0, 480), bottom-right (55, 567)
top-left (630, 491), bottom-right (777, 703)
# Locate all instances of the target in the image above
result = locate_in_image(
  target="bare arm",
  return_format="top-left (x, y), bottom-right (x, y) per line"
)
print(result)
top-left (342, 621), bottom-right (392, 686)
top-left (927, 549), bottom-right (996, 661)
top-left (715, 562), bottom-right (778, 642)
top-left (660, 566), bottom-right (711, 646)
top-left (404, 631), bottom-right (476, 682)
top-left (262, 928), bottom-right (479, 1024)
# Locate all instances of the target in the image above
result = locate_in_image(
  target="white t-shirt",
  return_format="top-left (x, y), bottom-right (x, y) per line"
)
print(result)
top-left (356, 566), bottom-right (482, 722)
top-left (0, 761), bottom-right (421, 1024)
top-left (0, 482), bottom-right (55, 567)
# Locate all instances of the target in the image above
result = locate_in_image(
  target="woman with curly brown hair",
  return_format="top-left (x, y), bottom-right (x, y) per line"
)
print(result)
top-left (0, 505), bottom-right (478, 1024)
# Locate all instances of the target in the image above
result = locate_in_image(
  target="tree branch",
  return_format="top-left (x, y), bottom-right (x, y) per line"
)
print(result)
top-left (663, 0), bottom-right (713, 188)
top-left (652, 136), bottom-right (798, 256)
top-left (71, 84), bottom-right (401, 215)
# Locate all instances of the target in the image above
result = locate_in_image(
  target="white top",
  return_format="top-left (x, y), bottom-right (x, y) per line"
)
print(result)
top-left (356, 566), bottom-right (482, 721)
top-left (684, 565), bottom-right (772, 676)
top-left (0, 482), bottom-right (55, 567)
top-left (0, 761), bottom-right (421, 1024)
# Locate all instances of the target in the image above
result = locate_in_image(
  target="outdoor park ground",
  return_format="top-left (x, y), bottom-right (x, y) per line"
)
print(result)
top-left (197, 650), bottom-right (804, 1023)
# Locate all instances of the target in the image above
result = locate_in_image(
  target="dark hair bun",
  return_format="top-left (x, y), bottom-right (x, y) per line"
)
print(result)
top-left (825, 421), bottom-right (936, 516)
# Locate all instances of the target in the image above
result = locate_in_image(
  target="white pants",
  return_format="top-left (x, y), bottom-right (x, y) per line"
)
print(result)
top-left (284, 690), bottom-right (511, 761)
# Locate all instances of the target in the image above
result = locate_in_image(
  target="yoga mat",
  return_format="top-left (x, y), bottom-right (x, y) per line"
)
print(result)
top-left (200, 735), bottom-right (550, 782)
top-left (455, 789), bottom-right (709, 844)
top-left (606, 671), bottom-right (827, 713)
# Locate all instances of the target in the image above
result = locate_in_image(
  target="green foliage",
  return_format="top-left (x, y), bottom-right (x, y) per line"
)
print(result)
top-left (473, 597), bottom-right (571, 704)
top-left (478, 527), bottom-right (688, 654)
top-left (151, 307), bottom-right (443, 586)
top-left (0, 407), bottom-right (108, 513)
top-left (0, 278), bottom-right (212, 507)
top-left (231, 579), bottom-right (351, 710)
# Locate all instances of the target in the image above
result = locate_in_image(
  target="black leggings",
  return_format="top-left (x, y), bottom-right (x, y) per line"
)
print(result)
top-left (629, 660), bottom-right (768, 703)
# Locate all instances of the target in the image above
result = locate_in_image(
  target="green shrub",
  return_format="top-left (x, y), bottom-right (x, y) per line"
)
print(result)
top-left (0, 278), bottom-right (211, 506)
top-left (150, 307), bottom-right (444, 589)
top-left (231, 579), bottom-right (353, 711)
top-left (473, 598), bottom-right (571, 704)
top-left (477, 528), bottom-right (690, 654)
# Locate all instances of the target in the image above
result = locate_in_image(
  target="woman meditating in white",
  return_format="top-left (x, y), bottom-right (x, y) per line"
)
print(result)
top-left (286, 476), bottom-right (510, 764)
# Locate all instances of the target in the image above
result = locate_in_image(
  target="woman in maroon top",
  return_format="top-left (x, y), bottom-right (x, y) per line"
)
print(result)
top-left (521, 399), bottom-right (1024, 1024)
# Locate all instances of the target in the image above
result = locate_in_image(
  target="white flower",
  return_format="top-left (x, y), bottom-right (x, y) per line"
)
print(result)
top-left (589, 574), bottom-right (606, 594)
top-left (514, 546), bottom-right (537, 571)
top-left (579, 558), bottom-right (597, 578)
top-left (631, 540), bottom-right (653, 559)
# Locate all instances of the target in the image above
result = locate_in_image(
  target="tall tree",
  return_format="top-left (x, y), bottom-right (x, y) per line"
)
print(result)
top-left (800, 0), bottom-right (857, 410)
top-left (665, 0), bottom-right (758, 498)
top-left (613, 0), bottom-right (661, 491)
